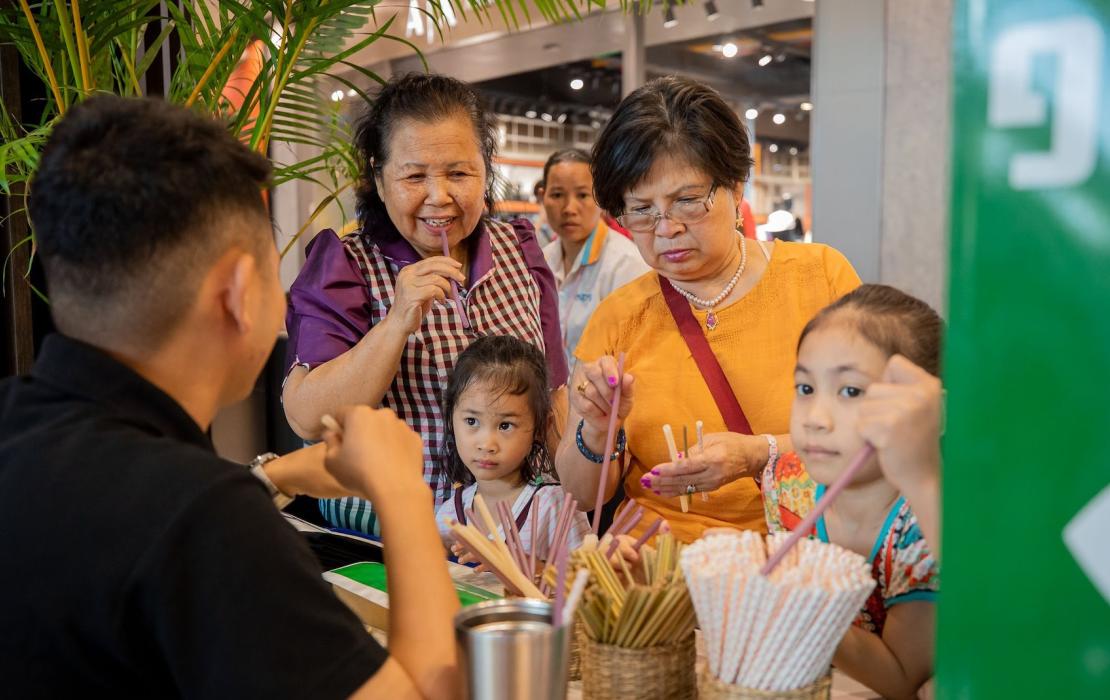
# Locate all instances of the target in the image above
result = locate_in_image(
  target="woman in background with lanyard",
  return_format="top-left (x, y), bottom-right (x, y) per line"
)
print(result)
top-left (540, 149), bottom-right (650, 370)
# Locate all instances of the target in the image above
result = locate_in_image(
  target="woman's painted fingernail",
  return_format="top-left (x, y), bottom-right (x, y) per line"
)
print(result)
top-left (640, 477), bottom-right (651, 487)
top-left (650, 468), bottom-right (660, 476)
top-left (607, 375), bottom-right (617, 387)
top-left (653, 489), bottom-right (662, 496)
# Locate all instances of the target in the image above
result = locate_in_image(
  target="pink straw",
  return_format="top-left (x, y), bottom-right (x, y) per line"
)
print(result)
top-left (439, 230), bottom-right (469, 329)
top-left (631, 517), bottom-right (665, 551)
top-left (552, 544), bottom-right (570, 624)
top-left (465, 507), bottom-right (487, 537)
top-left (529, 496), bottom-right (538, 581)
top-left (605, 507), bottom-right (646, 558)
top-left (591, 352), bottom-right (626, 534)
top-left (760, 444), bottom-right (876, 576)
top-left (549, 494), bottom-right (576, 566)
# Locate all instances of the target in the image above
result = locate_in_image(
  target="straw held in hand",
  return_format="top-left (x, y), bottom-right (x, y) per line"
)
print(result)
top-left (439, 229), bottom-right (469, 329)
top-left (591, 352), bottom-right (626, 534)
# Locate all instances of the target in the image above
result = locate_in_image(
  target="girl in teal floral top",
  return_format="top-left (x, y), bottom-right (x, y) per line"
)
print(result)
top-left (763, 284), bottom-right (942, 699)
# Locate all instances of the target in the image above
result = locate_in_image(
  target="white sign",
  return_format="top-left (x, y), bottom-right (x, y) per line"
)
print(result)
top-left (1064, 483), bottom-right (1110, 606)
top-left (988, 17), bottom-right (1104, 190)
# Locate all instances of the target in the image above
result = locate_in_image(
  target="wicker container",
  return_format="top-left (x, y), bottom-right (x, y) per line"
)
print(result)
top-left (567, 620), bottom-right (584, 681)
top-left (580, 633), bottom-right (696, 700)
top-left (699, 670), bottom-right (833, 700)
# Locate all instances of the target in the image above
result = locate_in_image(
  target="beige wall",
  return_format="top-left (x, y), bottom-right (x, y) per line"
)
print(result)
top-left (880, 0), bottom-right (952, 313)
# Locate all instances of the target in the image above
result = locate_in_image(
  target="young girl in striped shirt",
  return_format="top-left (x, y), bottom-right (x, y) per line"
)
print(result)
top-left (435, 335), bottom-right (589, 562)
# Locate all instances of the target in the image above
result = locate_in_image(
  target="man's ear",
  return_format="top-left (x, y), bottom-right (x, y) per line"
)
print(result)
top-left (223, 252), bottom-right (257, 335)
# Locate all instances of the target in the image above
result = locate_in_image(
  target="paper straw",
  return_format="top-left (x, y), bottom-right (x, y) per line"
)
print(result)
top-left (592, 352), bottom-right (626, 534)
top-left (562, 568), bottom-right (591, 627)
top-left (760, 443), bottom-right (876, 576)
top-left (439, 229), bottom-right (469, 329)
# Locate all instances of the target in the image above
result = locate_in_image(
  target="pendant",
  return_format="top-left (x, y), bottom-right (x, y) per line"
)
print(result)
top-left (706, 311), bottom-right (718, 330)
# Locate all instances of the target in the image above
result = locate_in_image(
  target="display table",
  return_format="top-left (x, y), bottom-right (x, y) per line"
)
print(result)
top-left (289, 516), bottom-right (881, 699)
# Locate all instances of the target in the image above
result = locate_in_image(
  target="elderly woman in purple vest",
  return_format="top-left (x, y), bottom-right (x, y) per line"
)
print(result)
top-left (283, 73), bottom-right (568, 536)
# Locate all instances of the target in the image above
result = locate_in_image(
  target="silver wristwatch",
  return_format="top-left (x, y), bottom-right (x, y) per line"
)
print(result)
top-left (249, 452), bottom-right (294, 510)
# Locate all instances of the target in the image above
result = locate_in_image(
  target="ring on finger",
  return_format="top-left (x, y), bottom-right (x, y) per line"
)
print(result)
top-left (576, 381), bottom-right (589, 395)
top-left (685, 483), bottom-right (697, 495)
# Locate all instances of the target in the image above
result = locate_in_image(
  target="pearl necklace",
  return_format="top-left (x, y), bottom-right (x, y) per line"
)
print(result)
top-left (670, 236), bottom-right (747, 330)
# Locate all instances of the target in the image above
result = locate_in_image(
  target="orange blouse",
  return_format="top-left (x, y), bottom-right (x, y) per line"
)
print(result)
top-left (574, 241), bottom-right (861, 543)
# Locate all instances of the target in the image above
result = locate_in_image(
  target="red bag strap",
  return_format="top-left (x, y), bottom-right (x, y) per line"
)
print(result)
top-left (658, 276), bottom-right (753, 435)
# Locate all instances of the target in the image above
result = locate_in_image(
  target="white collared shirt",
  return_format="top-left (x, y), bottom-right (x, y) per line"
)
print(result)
top-left (543, 223), bottom-right (651, 369)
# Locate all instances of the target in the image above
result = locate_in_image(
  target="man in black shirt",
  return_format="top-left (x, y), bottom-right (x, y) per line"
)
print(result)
top-left (0, 96), bottom-right (459, 697)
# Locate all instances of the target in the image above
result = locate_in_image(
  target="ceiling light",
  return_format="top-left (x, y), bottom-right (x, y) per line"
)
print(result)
top-left (704, 1), bottom-right (720, 21)
top-left (330, 90), bottom-right (345, 102)
top-left (772, 112), bottom-right (786, 125)
top-left (570, 78), bottom-right (584, 90)
top-left (722, 42), bottom-right (738, 59)
top-left (744, 108), bottom-right (759, 120)
top-left (591, 120), bottom-right (602, 129)
top-left (800, 101), bottom-right (813, 111)
top-left (346, 89), bottom-right (357, 97)
top-left (556, 113), bottom-right (568, 124)
top-left (768, 143), bottom-right (779, 153)
top-left (525, 109), bottom-right (538, 119)
top-left (789, 146), bottom-right (799, 156)
top-left (541, 112), bottom-right (553, 122)
top-left (758, 54), bottom-right (773, 67)
top-left (663, 2), bottom-right (677, 28)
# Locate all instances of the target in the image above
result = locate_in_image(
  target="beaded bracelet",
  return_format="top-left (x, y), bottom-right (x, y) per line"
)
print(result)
top-left (575, 418), bottom-right (627, 464)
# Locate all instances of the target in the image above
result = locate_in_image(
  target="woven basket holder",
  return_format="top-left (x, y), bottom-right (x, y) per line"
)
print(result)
top-left (567, 619), bottom-right (584, 681)
top-left (581, 633), bottom-right (696, 700)
top-left (699, 669), bottom-right (833, 700)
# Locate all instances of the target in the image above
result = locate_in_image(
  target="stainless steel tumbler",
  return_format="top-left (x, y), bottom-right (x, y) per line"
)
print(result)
top-left (454, 598), bottom-right (570, 700)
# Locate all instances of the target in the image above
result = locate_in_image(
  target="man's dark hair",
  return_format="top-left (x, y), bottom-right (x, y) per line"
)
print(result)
top-left (353, 73), bottom-right (498, 239)
top-left (590, 76), bottom-right (754, 216)
top-left (29, 95), bottom-right (273, 345)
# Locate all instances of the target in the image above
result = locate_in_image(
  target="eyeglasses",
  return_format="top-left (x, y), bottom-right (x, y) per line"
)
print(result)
top-left (617, 185), bottom-right (718, 233)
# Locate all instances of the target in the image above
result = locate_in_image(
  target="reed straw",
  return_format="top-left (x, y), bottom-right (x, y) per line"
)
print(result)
top-left (439, 230), bottom-right (469, 329)
top-left (760, 444), bottom-right (876, 575)
top-left (591, 352), bottom-right (626, 534)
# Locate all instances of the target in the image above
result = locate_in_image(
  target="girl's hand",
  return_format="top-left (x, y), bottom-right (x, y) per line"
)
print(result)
top-left (386, 256), bottom-right (467, 334)
top-left (450, 543), bottom-right (487, 572)
top-left (640, 432), bottom-right (766, 497)
top-left (857, 355), bottom-right (942, 494)
top-left (570, 356), bottom-right (635, 443)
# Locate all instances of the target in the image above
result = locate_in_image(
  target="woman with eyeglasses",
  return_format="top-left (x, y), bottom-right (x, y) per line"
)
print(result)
top-left (554, 77), bottom-right (860, 543)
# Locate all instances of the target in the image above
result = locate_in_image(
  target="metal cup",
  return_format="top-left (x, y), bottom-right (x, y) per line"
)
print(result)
top-left (455, 598), bottom-right (570, 700)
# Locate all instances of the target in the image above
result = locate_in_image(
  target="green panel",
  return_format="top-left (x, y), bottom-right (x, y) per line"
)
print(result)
top-left (941, 1), bottom-right (1110, 698)
top-left (330, 562), bottom-right (501, 608)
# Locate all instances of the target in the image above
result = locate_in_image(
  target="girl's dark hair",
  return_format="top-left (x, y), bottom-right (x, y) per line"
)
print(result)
top-left (541, 148), bottom-right (591, 189)
top-left (354, 73), bottom-right (498, 238)
top-left (590, 76), bottom-right (754, 216)
top-left (441, 335), bottom-right (554, 487)
top-left (798, 284), bottom-right (944, 376)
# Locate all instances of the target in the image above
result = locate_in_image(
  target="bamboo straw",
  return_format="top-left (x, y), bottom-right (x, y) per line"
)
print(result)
top-left (760, 444), bottom-right (876, 575)
top-left (591, 352), bottom-right (626, 534)
top-left (439, 229), bottom-right (469, 329)
top-left (320, 413), bottom-right (341, 434)
top-left (696, 420), bottom-right (709, 502)
top-left (662, 424), bottom-right (690, 514)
